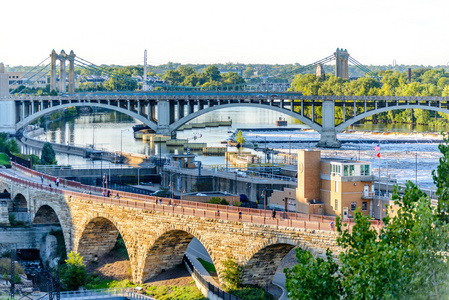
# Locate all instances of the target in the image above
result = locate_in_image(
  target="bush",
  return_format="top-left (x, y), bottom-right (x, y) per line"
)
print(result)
top-left (60, 252), bottom-right (87, 290)
top-left (41, 142), bottom-right (57, 165)
top-left (221, 255), bottom-right (242, 291)
top-left (208, 197), bottom-right (229, 205)
top-left (229, 286), bottom-right (275, 300)
top-left (0, 258), bottom-right (25, 275)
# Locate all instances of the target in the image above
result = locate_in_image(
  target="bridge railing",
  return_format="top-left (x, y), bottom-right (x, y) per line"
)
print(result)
top-left (7, 163), bottom-right (383, 232)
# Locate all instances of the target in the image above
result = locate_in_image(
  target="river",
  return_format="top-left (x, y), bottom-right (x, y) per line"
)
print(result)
top-left (22, 107), bottom-right (449, 189)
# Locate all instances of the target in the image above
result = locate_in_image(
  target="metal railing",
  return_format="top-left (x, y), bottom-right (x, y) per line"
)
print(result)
top-left (6, 162), bottom-right (383, 232)
top-left (60, 288), bottom-right (155, 300)
top-left (183, 254), bottom-right (242, 300)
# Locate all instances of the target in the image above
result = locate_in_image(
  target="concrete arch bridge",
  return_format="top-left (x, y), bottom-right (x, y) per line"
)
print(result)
top-left (0, 166), bottom-right (350, 286)
top-left (5, 92), bottom-right (449, 147)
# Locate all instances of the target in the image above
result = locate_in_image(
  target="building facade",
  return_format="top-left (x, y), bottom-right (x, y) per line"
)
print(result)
top-left (269, 149), bottom-right (375, 219)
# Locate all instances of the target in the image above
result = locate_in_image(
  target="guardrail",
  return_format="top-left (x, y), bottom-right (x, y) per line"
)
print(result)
top-left (183, 254), bottom-right (242, 300)
top-left (60, 288), bottom-right (155, 300)
top-left (8, 162), bottom-right (383, 232)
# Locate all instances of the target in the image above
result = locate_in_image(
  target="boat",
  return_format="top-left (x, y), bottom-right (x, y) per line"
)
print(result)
top-left (275, 117), bottom-right (287, 126)
top-left (132, 124), bottom-right (153, 132)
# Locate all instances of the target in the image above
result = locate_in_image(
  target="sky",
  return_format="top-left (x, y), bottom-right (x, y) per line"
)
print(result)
top-left (1, 0), bottom-right (449, 68)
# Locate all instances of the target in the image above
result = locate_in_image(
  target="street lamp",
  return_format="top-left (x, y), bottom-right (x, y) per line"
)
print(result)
top-left (92, 125), bottom-right (101, 149)
top-left (120, 129), bottom-right (129, 158)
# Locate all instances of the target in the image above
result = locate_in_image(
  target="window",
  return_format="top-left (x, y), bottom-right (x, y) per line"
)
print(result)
top-left (349, 165), bottom-right (355, 176)
top-left (335, 199), bottom-right (338, 210)
top-left (335, 181), bottom-right (339, 192)
top-left (362, 201), bottom-right (368, 211)
top-left (344, 165), bottom-right (349, 176)
top-left (361, 164), bottom-right (370, 176)
top-left (351, 202), bottom-right (357, 211)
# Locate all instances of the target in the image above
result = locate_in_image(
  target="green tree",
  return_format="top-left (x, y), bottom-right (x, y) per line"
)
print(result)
top-left (41, 142), bottom-right (56, 165)
top-left (61, 251), bottom-right (87, 290)
top-left (284, 248), bottom-right (342, 300)
top-left (5, 138), bottom-right (19, 154)
top-left (204, 65), bottom-right (221, 82)
top-left (221, 256), bottom-right (242, 291)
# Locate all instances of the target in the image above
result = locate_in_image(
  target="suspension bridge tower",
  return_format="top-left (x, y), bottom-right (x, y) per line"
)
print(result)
top-left (334, 48), bottom-right (349, 79)
top-left (50, 50), bottom-right (76, 93)
top-left (0, 63), bottom-right (16, 133)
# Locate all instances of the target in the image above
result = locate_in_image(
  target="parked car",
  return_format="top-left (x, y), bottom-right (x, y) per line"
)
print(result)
top-left (151, 190), bottom-right (171, 197)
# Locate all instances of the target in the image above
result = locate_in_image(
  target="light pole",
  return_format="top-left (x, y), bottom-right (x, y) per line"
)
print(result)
top-left (92, 125), bottom-right (101, 149)
top-left (120, 129), bottom-right (129, 158)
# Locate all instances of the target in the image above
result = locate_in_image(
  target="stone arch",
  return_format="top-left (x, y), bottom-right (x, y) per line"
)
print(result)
top-left (240, 239), bottom-right (326, 287)
top-left (33, 204), bottom-right (60, 225)
top-left (12, 193), bottom-right (27, 212)
top-left (140, 226), bottom-right (214, 283)
top-left (76, 216), bottom-right (125, 264)
top-left (169, 103), bottom-right (323, 133)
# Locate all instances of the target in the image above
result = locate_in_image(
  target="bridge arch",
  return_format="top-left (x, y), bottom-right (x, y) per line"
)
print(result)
top-left (16, 103), bottom-right (158, 132)
top-left (241, 238), bottom-right (327, 287)
top-left (169, 103), bottom-right (322, 133)
top-left (75, 214), bottom-right (131, 266)
top-left (33, 204), bottom-right (61, 225)
top-left (140, 225), bottom-right (215, 283)
top-left (335, 105), bottom-right (449, 132)
top-left (12, 193), bottom-right (27, 212)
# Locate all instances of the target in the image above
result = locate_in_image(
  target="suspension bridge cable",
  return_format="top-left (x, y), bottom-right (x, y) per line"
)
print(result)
top-left (8, 57), bottom-right (49, 88)
top-left (9, 62), bottom-right (51, 94)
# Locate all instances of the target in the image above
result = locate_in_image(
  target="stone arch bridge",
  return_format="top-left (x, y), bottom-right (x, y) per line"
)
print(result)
top-left (0, 167), bottom-right (352, 286)
top-left (4, 92), bottom-right (449, 147)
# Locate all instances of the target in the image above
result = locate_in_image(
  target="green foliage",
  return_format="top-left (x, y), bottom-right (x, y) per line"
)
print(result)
top-left (221, 255), bottom-right (242, 291)
top-left (236, 130), bottom-right (246, 146)
top-left (8, 214), bottom-right (25, 227)
top-left (5, 139), bottom-right (19, 154)
top-left (229, 286), bottom-right (275, 300)
top-left (208, 197), bottom-right (229, 205)
top-left (0, 153), bottom-right (10, 168)
top-left (14, 153), bottom-right (41, 165)
top-left (285, 136), bottom-right (449, 299)
top-left (41, 142), bottom-right (57, 165)
top-left (85, 278), bottom-right (135, 290)
top-left (284, 248), bottom-right (341, 300)
top-left (433, 133), bottom-right (449, 222)
top-left (0, 258), bottom-right (25, 275)
top-left (61, 251), bottom-right (87, 290)
top-left (145, 281), bottom-right (207, 300)
top-left (113, 233), bottom-right (129, 259)
top-left (197, 258), bottom-right (216, 273)
top-left (49, 230), bottom-right (67, 264)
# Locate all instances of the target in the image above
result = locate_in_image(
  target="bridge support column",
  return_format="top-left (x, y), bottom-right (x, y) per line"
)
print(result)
top-left (68, 51), bottom-right (76, 93)
top-left (0, 63), bottom-right (16, 133)
top-left (156, 99), bottom-right (172, 136)
top-left (59, 51), bottom-right (66, 93)
top-left (50, 50), bottom-right (58, 92)
top-left (316, 99), bottom-right (341, 148)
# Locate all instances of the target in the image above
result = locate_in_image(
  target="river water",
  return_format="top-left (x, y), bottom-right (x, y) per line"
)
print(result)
top-left (24, 107), bottom-right (449, 189)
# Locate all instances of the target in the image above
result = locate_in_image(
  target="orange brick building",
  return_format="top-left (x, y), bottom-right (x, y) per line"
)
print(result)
top-left (269, 149), bottom-right (375, 219)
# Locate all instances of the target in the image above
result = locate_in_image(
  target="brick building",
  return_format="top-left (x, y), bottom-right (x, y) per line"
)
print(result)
top-left (269, 149), bottom-right (375, 219)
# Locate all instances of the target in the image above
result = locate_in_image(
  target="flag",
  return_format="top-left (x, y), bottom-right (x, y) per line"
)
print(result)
top-left (377, 152), bottom-right (380, 158)
top-left (374, 144), bottom-right (380, 151)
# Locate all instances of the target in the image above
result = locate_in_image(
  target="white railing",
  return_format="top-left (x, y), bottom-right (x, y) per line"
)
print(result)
top-left (60, 288), bottom-right (155, 300)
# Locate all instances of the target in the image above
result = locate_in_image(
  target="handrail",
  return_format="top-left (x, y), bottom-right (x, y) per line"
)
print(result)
top-left (183, 254), bottom-right (243, 300)
top-left (7, 162), bottom-right (384, 231)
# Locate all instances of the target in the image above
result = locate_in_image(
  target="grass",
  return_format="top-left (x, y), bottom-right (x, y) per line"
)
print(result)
top-left (84, 278), bottom-right (207, 300)
top-left (145, 281), bottom-right (207, 300)
top-left (197, 258), bottom-right (216, 274)
top-left (0, 153), bottom-right (10, 168)
top-left (229, 286), bottom-right (276, 300)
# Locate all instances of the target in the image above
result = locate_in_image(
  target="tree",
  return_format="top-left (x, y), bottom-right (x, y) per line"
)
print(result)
top-left (5, 138), bottom-right (19, 154)
top-left (236, 130), bottom-right (245, 154)
top-left (60, 251), bottom-right (87, 290)
top-left (204, 65), bottom-right (221, 82)
top-left (285, 180), bottom-right (449, 298)
top-left (221, 255), bottom-right (242, 291)
top-left (41, 142), bottom-right (56, 165)
top-left (284, 248), bottom-right (342, 300)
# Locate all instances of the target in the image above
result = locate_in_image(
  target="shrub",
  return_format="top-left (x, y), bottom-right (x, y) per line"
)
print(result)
top-left (60, 252), bottom-right (87, 290)
top-left (221, 255), bottom-right (242, 291)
